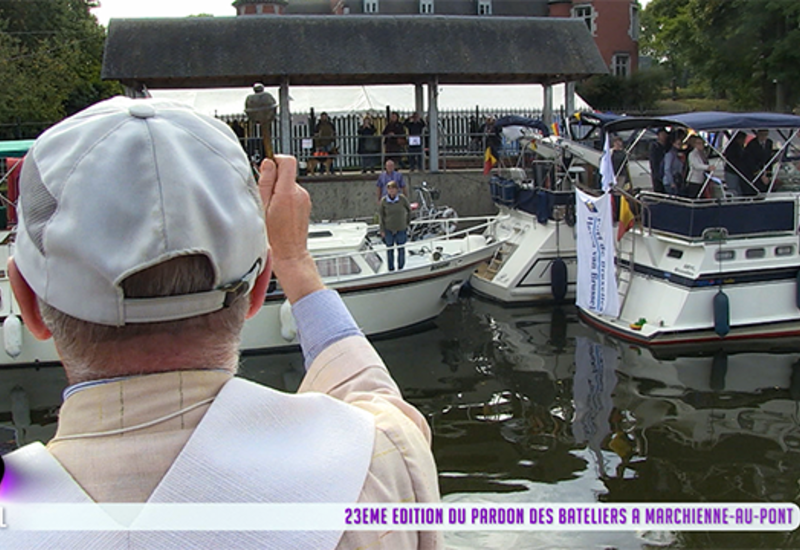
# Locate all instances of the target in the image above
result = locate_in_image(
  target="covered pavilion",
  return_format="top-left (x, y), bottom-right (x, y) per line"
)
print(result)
top-left (102, 15), bottom-right (608, 171)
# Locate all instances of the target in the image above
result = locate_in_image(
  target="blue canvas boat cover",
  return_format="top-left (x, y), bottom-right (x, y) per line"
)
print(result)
top-left (494, 115), bottom-right (550, 136)
top-left (604, 112), bottom-right (800, 133)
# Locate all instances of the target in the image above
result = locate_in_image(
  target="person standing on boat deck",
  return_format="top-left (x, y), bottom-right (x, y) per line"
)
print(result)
top-left (744, 129), bottom-right (775, 193)
top-left (723, 131), bottom-right (749, 196)
top-left (382, 111), bottom-right (406, 166)
top-left (649, 128), bottom-right (669, 193)
top-left (376, 158), bottom-right (406, 202)
top-left (662, 133), bottom-right (685, 196)
top-left (1, 97), bottom-right (442, 550)
top-left (404, 112), bottom-right (426, 172)
top-left (379, 181), bottom-right (411, 272)
top-left (610, 136), bottom-right (631, 187)
top-left (686, 135), bottom-right (715, 198)
top-left (357, 115), bottom-right (381, 173)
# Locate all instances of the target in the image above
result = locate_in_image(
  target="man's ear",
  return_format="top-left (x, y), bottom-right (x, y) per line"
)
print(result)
top-left (7, 257), bottom-right (52, 340)
top-left (246, 252), bottom-right (273, 320)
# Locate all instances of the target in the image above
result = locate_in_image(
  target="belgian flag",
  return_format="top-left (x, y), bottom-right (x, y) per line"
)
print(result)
top-left (482, 146), bottom-right (497, 175)
top-left (617, 196), bottom-right (634, 240)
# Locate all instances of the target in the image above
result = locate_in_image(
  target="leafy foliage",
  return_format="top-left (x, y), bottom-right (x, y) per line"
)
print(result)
top-left (0, 0), bottom-right (121, 139)
top-left (577, 69), bottom-right (667, 112)
top-left (642, 0), bottom-right (800, 111)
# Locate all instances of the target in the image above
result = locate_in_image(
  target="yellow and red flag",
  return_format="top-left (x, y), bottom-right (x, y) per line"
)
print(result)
top-left (617, 196), bottom-right (634, 240)
top-left (483, 146), bottom-right (497, 175)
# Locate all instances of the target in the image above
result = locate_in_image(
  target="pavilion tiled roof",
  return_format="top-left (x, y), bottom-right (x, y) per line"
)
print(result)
top-left (102, 15), bottom-right (608, 88)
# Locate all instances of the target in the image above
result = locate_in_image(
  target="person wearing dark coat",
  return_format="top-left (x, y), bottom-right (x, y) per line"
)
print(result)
top-left (723, 132), bottom-right (750, 196)
top-left (357, 115), bottom-right (381, 173)
top-left (382, 112), bottom-right (406, 166)
top-left (744, 129), bottom-right (774, 193)
top-left (403, 113), bottom-right (426, 172)
top-left (649, 128), bottom-right (669, 194)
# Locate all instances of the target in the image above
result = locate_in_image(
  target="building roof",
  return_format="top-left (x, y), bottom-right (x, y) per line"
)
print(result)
top-left (102, 15), bottom-right (607, 88)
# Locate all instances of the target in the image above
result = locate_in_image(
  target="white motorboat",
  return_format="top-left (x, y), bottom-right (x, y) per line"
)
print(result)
top-left (578, 112), bottom-right (800, 346)
top-left (0, 218), bottom-right (503, 366)
top-left (469, 116), bottom-right (579, 304)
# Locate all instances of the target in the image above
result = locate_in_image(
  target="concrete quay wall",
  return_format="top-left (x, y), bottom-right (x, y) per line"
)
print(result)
top-left (299, 170), bottom-right (498, 222)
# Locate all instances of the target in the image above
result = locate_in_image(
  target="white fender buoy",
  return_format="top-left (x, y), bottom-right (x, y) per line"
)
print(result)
top-left (4, 314), bottom-right (23, 358)
top-left (279, 300), bottom-right (297, 342)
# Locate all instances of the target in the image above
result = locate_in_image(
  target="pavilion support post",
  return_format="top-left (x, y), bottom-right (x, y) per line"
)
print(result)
top-left (279, 78), bottom-right (291, 155)
top-left (565, 81), bottom-right (576, 117)
top-left (542, 81), bottom-right (553, 129)
top-left (427, 77), bottom-right (440, 174)
top-left (414, 83), bottom-right (424, 115)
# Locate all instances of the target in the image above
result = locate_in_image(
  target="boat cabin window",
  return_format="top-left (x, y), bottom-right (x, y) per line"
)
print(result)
top-left (775, 245), bottom-right (794, 256)
top-left (714, 249), bottom-right (735, 261)
top-left (667, 248), bottom-right (683, 259)
top-left (745, 248), bottom-right (766, 259)
top-left (316, 256), bottom-right (361, 277)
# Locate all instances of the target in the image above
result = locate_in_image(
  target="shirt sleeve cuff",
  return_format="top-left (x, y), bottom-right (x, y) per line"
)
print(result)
top-left (292, 289), bottom-right (364, 369)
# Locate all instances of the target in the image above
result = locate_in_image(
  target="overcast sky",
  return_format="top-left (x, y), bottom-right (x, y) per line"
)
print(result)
top-left (91, 0), bottom-right (237, 27)
top-left (92, 0), bottom-right (652, 27)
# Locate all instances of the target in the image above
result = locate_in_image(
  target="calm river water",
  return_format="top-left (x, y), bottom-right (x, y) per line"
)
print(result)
top-left (1, 296), bottom-right (799, 549)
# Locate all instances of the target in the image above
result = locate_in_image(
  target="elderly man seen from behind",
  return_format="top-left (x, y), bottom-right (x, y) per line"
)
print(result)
top-left (1, 97), bottom-right (442, 550)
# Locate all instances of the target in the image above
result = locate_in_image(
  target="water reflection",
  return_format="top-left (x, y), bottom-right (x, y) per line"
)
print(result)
top-left (1, 298), bottom-right (799, 547)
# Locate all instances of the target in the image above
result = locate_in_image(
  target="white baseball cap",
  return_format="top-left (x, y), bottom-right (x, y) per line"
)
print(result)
top-left (14, 96), bottom-right (268, 326)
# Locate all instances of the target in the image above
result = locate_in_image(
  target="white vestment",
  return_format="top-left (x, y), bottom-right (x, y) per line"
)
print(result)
top-left (0, 377), bottom-right (375, 549)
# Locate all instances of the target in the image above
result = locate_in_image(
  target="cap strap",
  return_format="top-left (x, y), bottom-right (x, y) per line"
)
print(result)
top-left (121, 260), bottom-right (262, 325)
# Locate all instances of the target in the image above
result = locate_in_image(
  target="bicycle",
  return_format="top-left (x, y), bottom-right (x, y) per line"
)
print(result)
top-left (408, 181), bottom-right (458, 240)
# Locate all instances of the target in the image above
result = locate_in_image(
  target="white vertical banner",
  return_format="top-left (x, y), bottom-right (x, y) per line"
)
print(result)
top-left (599, 133), bottom-right (616, 193)
top-left (575, 189), bottom-right (619, 317)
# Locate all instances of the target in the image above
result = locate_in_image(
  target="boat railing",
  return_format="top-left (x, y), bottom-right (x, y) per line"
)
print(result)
top-left (636, 191), bottom-right (797, 241)
top-left (489, 176), bottom-right (576, 223)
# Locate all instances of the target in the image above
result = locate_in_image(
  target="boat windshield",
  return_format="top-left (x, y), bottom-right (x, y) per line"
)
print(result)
top-left (358, 242), bottom-right (383, 273)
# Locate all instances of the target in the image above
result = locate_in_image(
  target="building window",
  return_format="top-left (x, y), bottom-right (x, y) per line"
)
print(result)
top-left (477, 0), bottom-right (492, 16)
top-left (364, 0), bottom-right (378, 13)
top-left (630, 4), bottom-right (640, 41)
top-left (613, 54), bottom-right (630, 77)
top-left (572, 4), bottom-right (595, 36)
top-left (420, 0), bottom-right (433, 14)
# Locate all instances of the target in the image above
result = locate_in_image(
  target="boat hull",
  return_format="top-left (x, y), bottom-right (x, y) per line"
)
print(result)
top-left (580, 194), bottom-right (800, 346)
top-left (0, 231), bottom-right (500, 366)
top-left (469, 205), bottom-right (577, 304)
top-left (242, 255), bottom-right (487, 353)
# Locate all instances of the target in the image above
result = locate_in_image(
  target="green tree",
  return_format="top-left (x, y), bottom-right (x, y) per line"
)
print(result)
top-left (577, 70), bottom-right (667, 113)
top-left (642, 0), bottom-right (800, 111)
top-left (640, 0), bottom-right (694, 100)
top-left (0, 0), bottom-right (121, 139)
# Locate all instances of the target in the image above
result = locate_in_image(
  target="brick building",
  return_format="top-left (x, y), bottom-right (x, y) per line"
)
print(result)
top-left (232, 0), bottom-right (639, 75)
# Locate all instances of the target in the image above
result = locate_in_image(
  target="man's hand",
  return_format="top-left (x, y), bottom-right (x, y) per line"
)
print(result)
top-left (258, 156), bottom-right (324, 303)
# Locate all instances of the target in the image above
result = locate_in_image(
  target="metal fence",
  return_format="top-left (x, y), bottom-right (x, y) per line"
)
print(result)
top-left (217, 107), bottom-right (555, 171)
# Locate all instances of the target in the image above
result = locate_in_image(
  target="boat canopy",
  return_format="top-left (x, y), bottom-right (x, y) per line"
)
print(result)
top-left (494, 115), bottom-right (550, 136)
top-left (572, 111), bottom-right (622, 127)
top-left (604, 112), bottom-right (800, 133)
